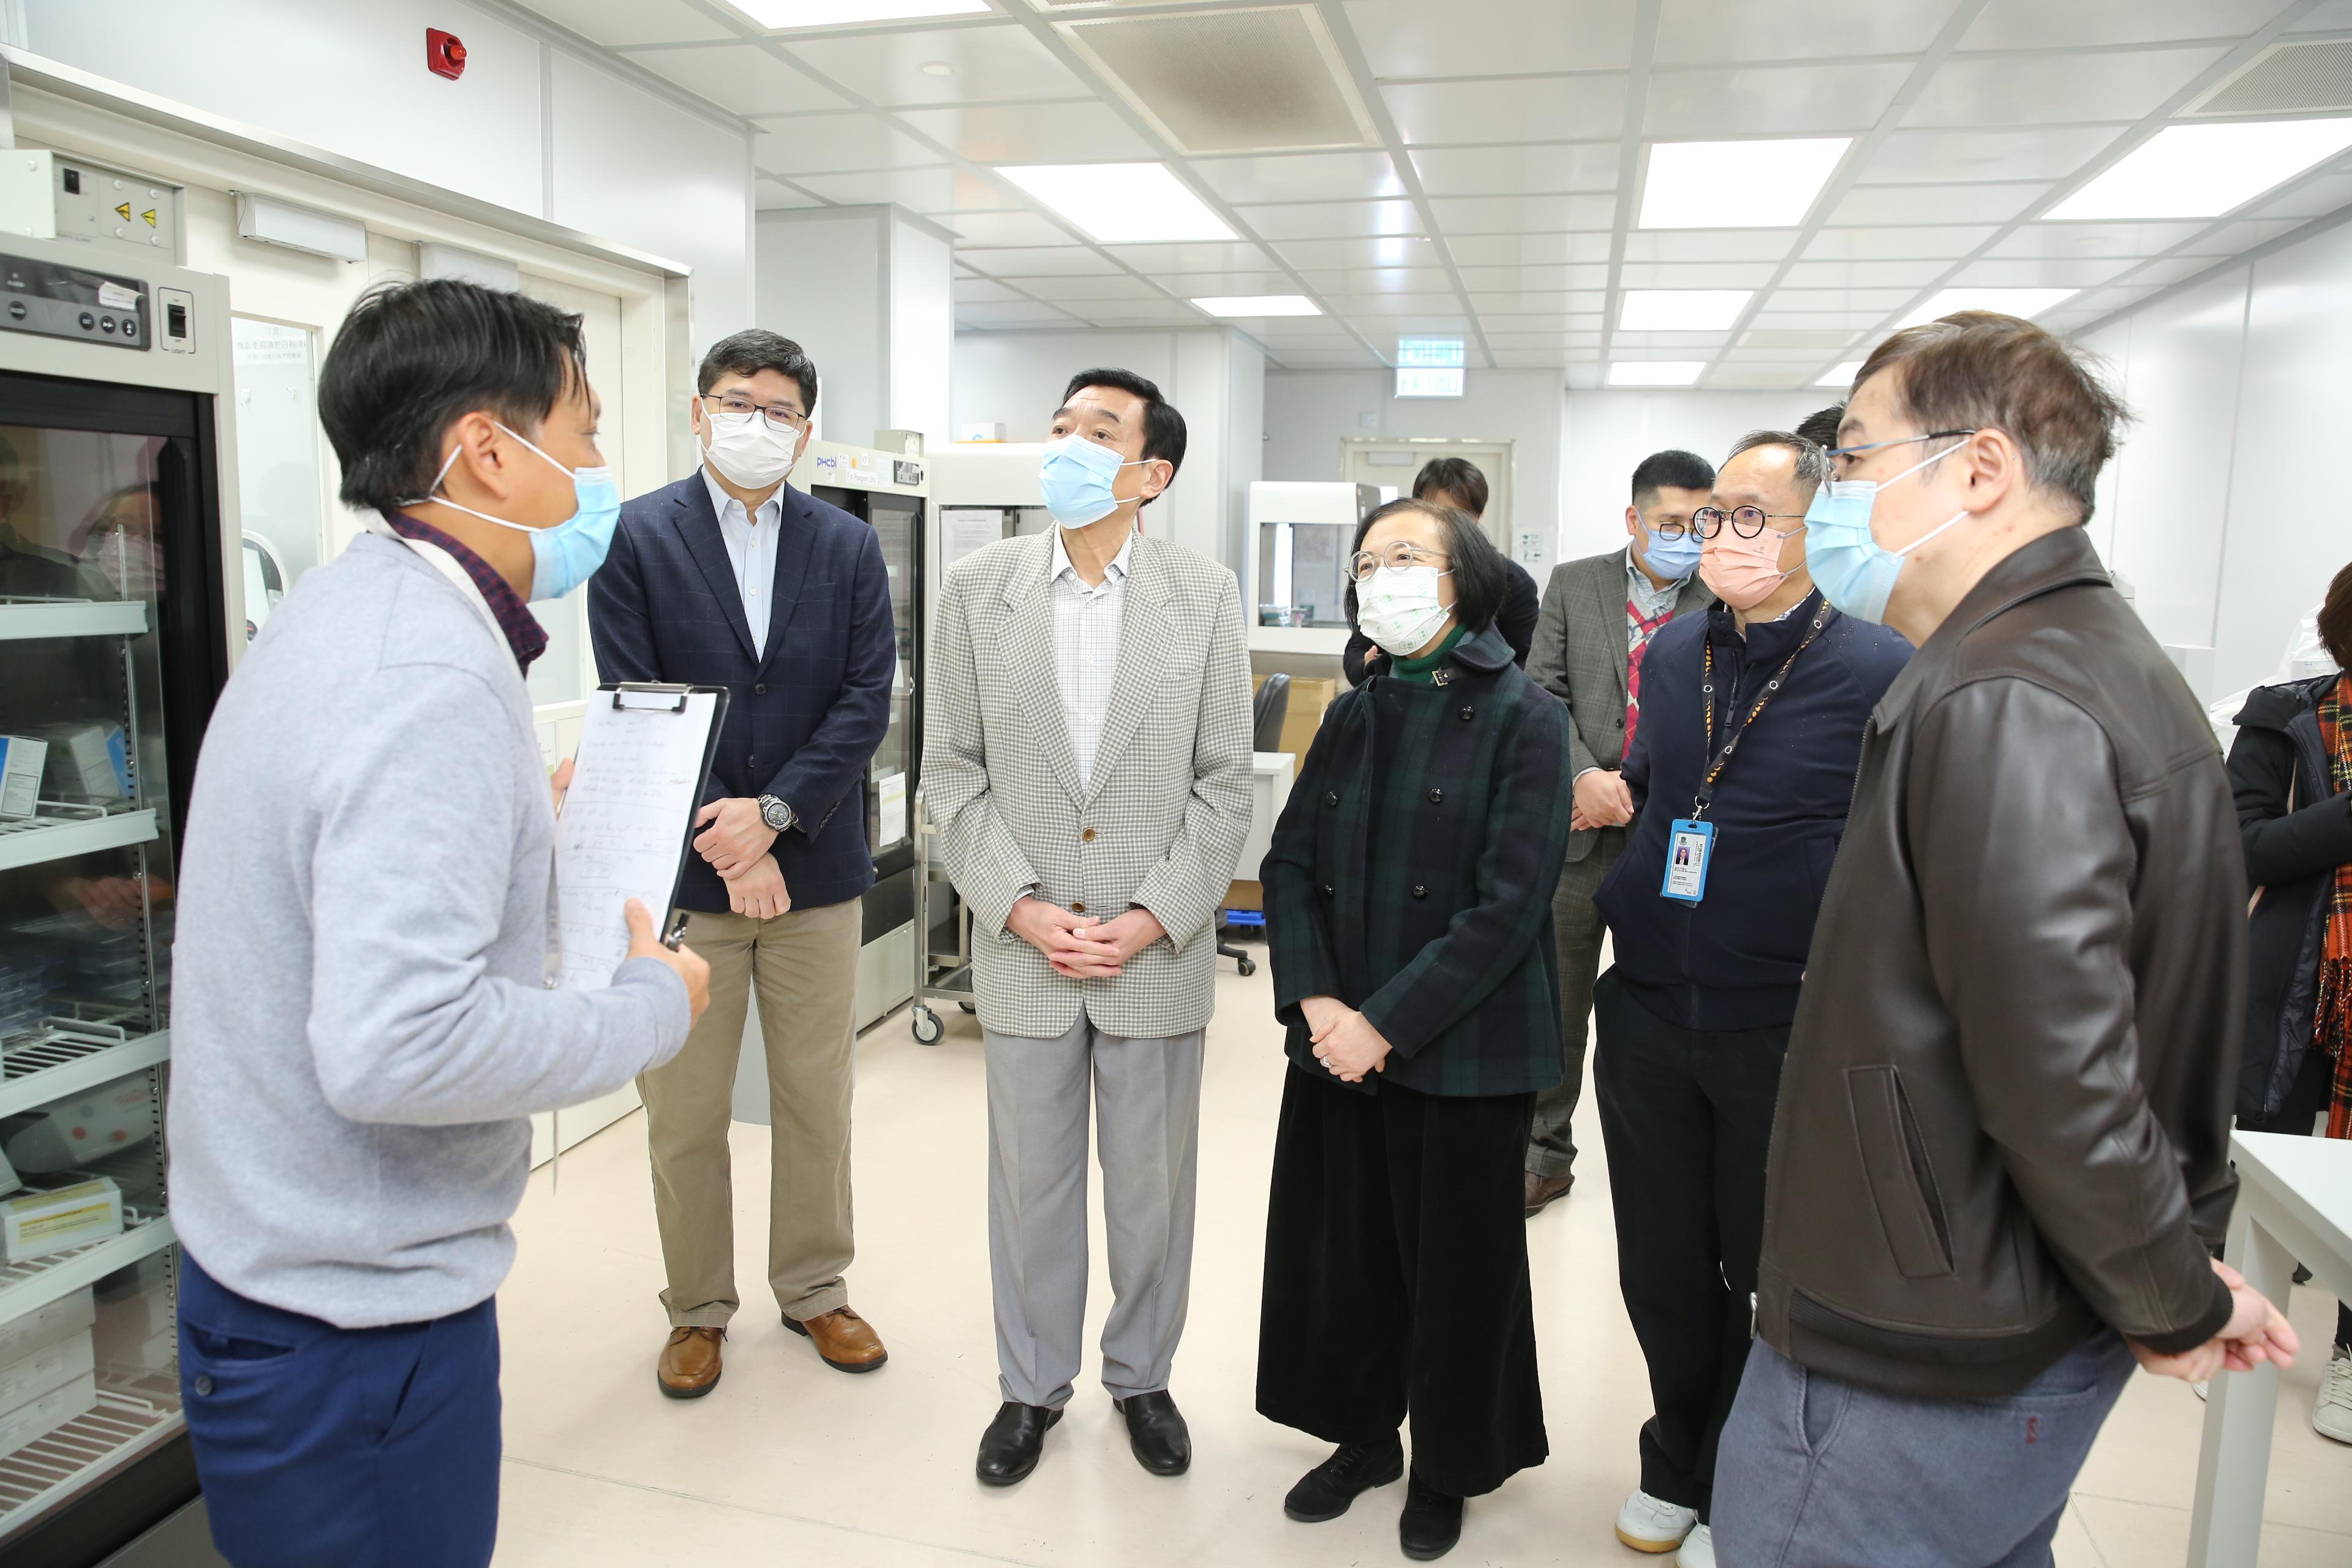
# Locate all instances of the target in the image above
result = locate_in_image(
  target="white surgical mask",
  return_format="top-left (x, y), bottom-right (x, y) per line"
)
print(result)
top-left (701, 407), bottom-right (801, 490)
top-left (1356, 564), bottom-right (1453, 657)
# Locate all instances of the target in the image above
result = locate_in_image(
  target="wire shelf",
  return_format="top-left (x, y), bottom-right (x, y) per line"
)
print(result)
top-left (0, 1211), bottom-right (173, 1327)
top-left (0, 1376), bottom-right (183, 1529)
top-left (0, 805), bottom-right (158, 874)
top-left (0, 1014), bottom-right (168, 1120)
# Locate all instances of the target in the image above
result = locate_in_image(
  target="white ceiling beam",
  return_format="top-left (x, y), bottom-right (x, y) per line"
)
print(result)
top-left (1593, 0), bottom-right (1664, 380)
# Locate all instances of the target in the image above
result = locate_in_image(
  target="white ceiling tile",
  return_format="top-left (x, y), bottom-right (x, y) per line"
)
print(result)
top-left (535, 0), bottom-right (737, 47)
top-left (641, 43), bottom-right (853, 115)
top-left (1039, 274), bottom-right (1180, 303)
top-left (953, 277), bottom-right (1028, 304)
top-left (755, 178), bottom-right (824, 210)
top-left (1740, 328), bottom-right (1858, 349)
top-left (941, 209), bottom-right (1082, 249)
top-left (1781, 258), bottom-right (1956, 289)
top-left (1947, 257), bottom-right (2142, 289)
top-left (1645, 62), bottom-right (1911, 137)
top-left (915, 170), bottom-right (1031, 213)
top-left (2291, 0), bottom-right (2352, 29)
top-left (1442, 232), bottom-right (1613, 265)
top-left (1653, 0), bottom-right (1952, 63)
top-left (1485, 330), bottom-right (1603, 347)
top-left (1471, 291), bottom-right (1607, 316)
top-left (1830, 183), bottom-right (2049, 225)
top-left (1322, 292), bottom-right (1465, 314)
top-left (2125, 255), bottom-right (2231, 288)
top-left (1233, 200), bottom-right (1426, 239)
top-left (1087, 301), bottom-right (1223, 325)
top-left (2171, 217), bottom-right (2308, 255)
top-left (1479, 311), bottom-right (1604, 331)
top-left (1191, 153), bottom-right (1408, 205)
top-left (894, 101), bottom-right (1155, 165)
top-left (753, 112), bottom-right (940, 173)
top-left (1408, 144), bottom-right (1619, 196)
top-left (1425, 194), bottom-right (1617, 232)
top-left (1611, 330), bottom-right (1732, 351)
top-left (1621, 229), bottom-right (1801, 262)
top-left (958, 302), bottom-right (1089, 327)
top-left (1383, 314), bottom-right (1479, 334)
top-left (1983, 222), bottom-right (2210, 260)
top-left (1455, 264), bottom-right (1610, 292)
top-left (1804, 225), bottom-right (2001, 260)
top-left (789, 166), bottom-right (983, 209)
top-left (1765, 287), bottom-right (1927, 311)
top-left (1301, 266), bottom-right (1457, 293)
top-left (1858, 127), bottom-right (2127, 186)
top-left (780, 23), bottom-right (1088, 106)
top-left (2252, 168), bottom-right (2352, 221)
top-left (957, 245), bottom-right (1126, 277)
top-left (1161, 271), bottom-right (1311, 296)
top-left (1490, 349), bottom-right (1578, 366)
top-left (1902, 47), bottom-right (2230, 128)
top-left (1107, 241), bottom-right (1286, 272)
top-left (1749, 309), bottom-right (1903, 330)
top-left (1961, 0), bottom-right (2268, 50)
top-left (1383, 77), bottom-right (1629, 145)
top-left (1617, 261), bottom-right (1782, 288)
top-left (1341, 0), bottom-right (1636, 77)
top-left (1706, 364), bottom-right (1820, 388)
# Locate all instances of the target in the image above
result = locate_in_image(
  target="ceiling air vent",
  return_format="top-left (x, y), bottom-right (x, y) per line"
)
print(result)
top-left (1057, 5), bottom-right (1379, 156)
top-left (2187, 40), bottom-right (2352, 116)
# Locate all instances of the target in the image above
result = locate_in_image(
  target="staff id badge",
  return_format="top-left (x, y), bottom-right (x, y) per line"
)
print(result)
top-left (1661, 818), bottom-right (1716, 905)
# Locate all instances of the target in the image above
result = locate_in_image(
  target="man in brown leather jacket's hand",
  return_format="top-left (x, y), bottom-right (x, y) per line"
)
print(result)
top-left (1711, 312), bottom-right (2296, 1568)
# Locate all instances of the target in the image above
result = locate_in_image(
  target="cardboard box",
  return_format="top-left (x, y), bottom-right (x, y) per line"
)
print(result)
top-left (93, 1263), bottom-right (172, 1371)
top-left (0, 1288), bottom-right (93, 1369)
top-left (36, 723), bottom-right (129, 801)
top-left (1224, 879), bottom-right (1263, 913)
top-left (0, 1369), bottom-right (96, 1458)
top-left (0, 1177), bottom-right (124, 1264)
top-left (0, 736), bottom-right (47, 820)
top-left (0, 1329), bottom-right (91, 1417)
top-left (1253, 676), bottom-right (1338, 778)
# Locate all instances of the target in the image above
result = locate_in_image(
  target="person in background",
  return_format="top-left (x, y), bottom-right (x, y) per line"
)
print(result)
top-left (924, 369), bottom-right (1253, 1488)
top-left (167, 278), bottom-right (710, 1567)
top-left (1716, 313), bottom-right (2297, 1566)
top-left (2226, 557), bottom-right (2352, 1443)
top-left (1519, 450), bottom-right (1717, 1216)
top-left (588, 330), bottom-right (897, 1397)
top-left (1591, 431), bottom-right (1911, 1568)
top-left (1342, 456), bottom-right (1538, 685)
top-left (1794, 403), bottom-right (1844, 451)
top-left (1259, 498), bottom-right (1573, 1564)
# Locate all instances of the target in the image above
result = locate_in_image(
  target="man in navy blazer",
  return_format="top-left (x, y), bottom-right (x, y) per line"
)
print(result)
top-left (589, 330), bottom-right (896, 1398)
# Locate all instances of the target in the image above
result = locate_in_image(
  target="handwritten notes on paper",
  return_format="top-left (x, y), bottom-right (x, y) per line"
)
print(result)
top-left (554, 690), bottom-right (718, 992)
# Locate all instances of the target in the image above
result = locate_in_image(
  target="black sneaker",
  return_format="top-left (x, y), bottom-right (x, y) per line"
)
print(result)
top-left (1283, 1433), bottom-right (1406, 1522)
top-left (1398, 1474), bottom-right (1463, 1561)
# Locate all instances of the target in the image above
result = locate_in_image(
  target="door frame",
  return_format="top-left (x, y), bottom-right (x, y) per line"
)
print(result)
top-left (1338, 436), bottom-right (1516, 555)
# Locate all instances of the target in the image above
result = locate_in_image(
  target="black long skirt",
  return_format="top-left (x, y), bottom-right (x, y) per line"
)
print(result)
top-left (1254, 1066), bottom-right (1547, 1498)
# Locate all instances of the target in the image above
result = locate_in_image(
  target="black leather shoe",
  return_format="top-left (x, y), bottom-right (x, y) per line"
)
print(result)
top-left (1111, 1389), bottom-right (1192, 1476)
top-left (1398, 1476), bottom-right (1463, 1561)
top-left (975, 1401), bottom-right (1061, 1487)
top-left (1284, 1434), bottom-right (1405, 1522)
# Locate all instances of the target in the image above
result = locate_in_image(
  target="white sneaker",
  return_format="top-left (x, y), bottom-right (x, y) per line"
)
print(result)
top-left (1676, 1523), bottom-right (1716, 1568)
top-left (1616, 1489), bottom-right (1697, 1553)
top-left (2315, 1347), bottom-right (2352, 1444)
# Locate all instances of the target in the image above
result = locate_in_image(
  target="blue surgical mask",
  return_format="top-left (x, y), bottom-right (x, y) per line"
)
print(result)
top-left (1803, 444), bottom-right (1970, 625)
top-left (405, 423), bottom-right (622, 601)
top-left (1039, 434), bottom-right (1146, 529)
top-left (1638, 526), bottom-right (1703, 581)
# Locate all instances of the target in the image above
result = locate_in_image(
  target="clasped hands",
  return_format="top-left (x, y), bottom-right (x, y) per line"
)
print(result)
top-left (1300, 995), bottom-right (1393, 1082)
top-left (1008, 897), bottom-right (1165, 979)
top-left (1569, 767), bottom-right (1635, 834)
top-left (2127, 1258), bottom-right (2300, 1384)
top-left (693, 796), bottom-right (791, 921)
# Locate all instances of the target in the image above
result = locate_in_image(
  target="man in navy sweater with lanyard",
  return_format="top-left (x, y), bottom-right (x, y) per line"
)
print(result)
top-left (1587, 431), bottom-right (1911, 1568)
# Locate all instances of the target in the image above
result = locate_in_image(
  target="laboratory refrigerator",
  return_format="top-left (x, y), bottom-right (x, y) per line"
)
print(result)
top-left (0, 233), bottom-right (237, 1562)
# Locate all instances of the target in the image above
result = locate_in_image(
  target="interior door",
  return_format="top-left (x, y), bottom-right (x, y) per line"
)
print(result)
top-left (1341, 439), bottom-right (1513, 556)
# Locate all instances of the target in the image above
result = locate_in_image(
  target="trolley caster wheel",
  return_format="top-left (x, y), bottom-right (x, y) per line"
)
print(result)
top-left (1237, 957), bottom-right (1257, 978)
top-left (958, 1001), bottom-right (976, 1014)
top-left (911, 1006), bottom-right (943, 1045)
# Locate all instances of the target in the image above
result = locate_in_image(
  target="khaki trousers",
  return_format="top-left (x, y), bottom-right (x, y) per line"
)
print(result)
top-left (639, 899), bottom-right (861, 1327)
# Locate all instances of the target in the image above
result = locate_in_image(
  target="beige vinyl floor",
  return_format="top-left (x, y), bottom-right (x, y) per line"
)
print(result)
top-left (492, 957), bottom-right (2351, 1567)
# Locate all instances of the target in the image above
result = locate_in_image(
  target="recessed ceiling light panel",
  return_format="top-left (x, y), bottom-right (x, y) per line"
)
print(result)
top-left (1817, 360), bottom-right (1864, 388)
top-left (1894, 288), bottom-right (2077, 330)
top-left (1639, 139), bottom-right (1852, 230)
top-left (1608, 361), bottom-right (1707, 387)
top-left (1619, 289), bottom-right (1754, 331)
top-left (1000, 163), bottom-right (1237, 244)
top-left (2045, 118), bottom-right (2352, 221)
top-left (1191, 295), bottom-right (1321, 317)
top-left (718, 0), bottom-right (990, 26)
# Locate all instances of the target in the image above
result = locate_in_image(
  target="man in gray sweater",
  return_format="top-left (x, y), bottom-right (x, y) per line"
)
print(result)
top-left (168, 279), bottom-right (708, 1568)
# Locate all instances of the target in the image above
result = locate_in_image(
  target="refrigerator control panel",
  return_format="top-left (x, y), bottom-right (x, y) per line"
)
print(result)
top-left (0, 251), bottom-right (152, 351)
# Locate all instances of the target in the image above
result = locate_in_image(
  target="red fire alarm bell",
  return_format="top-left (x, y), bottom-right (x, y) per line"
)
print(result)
top-left (427, 29), bottom-right (467, 81)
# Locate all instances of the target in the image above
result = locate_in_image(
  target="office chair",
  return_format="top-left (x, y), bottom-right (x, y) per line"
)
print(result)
top-left (1221, 674), bottom-right (1294, 975)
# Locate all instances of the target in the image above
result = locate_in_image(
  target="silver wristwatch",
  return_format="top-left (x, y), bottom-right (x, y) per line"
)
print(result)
top-left (757, 794), bottom-right (795, 832)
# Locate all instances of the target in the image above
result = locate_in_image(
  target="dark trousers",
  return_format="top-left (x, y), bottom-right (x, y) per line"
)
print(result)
top-left (178, 1254), bottom-right (501, 1568)
top-left (1527, 826), bottom-right (1626, 1180)
top-left (1257, 1068), bottom-right (1547, 1498)
top-left (2236, 1045), bottom-right (2352, 1349)
top-left (1593, 967), bottom-right (1789, 1523)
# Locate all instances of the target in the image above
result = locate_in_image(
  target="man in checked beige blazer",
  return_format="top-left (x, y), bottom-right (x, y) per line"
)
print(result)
top-left (923, 369), bottom-right (1252, 1490)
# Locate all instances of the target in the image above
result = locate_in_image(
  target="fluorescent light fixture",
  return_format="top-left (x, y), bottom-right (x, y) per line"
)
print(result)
top-left (1000, 163), bottom-right (1236, 245)
top-left (235, 194), bottom-right (367, 263)
top-left (717, 0), bottom-right (989, 28)
top-left (1895, 288), bottom-right (2077, 330)
top-left (2047, 118), bottom-right (2352, 221)
top-left (1608, 361), bottom-right (1706, 387)
top-left (1817, 360), bottom-right (1863, 388)
top-left (1640, 139), bottom-right (1851, 229)
top-left (1620, 289), bottom-right (1753, 331)
top-left (1396, 367), bottom-right (1465, 398)
top-left (1191, 295), bottom-right (1320, 317)
top-left (420, 243), bottom-right (521, 293)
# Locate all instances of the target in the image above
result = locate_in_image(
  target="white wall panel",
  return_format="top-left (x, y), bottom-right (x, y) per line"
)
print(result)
top-left (1559, 391), bottom-right (1828, 566)
top-left (887, 216), bottom-right (955, 448)
top-left (760, 211), bottom-right (884, 448)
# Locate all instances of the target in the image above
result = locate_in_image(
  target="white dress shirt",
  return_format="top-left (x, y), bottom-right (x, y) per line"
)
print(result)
top-left (1049, 526), bottom-right (1134, 788)
top-left (701, 467), bottom-right (784, 658)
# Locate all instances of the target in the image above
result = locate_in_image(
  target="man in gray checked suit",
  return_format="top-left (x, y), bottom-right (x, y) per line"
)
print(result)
top-left (923, 369), bottom-right (1253, 1489)
top-left (1521, 450), bottom-right (1717, 1215)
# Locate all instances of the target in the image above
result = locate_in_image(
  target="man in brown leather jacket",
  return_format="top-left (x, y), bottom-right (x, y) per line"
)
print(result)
top-left (1711, 312), bottom-right (2300, 1567)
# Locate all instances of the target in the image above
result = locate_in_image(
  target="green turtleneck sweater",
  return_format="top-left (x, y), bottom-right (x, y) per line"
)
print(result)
top-left (1387, 622), bottom-right (1466, 685)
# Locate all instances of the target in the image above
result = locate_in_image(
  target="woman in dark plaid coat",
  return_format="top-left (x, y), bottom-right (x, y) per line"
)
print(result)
top-left (1256, 499), bottom-right (1575, 1562)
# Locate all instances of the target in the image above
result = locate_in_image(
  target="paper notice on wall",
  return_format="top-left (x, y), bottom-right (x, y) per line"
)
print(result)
top-left (943, 508), bottom-right (1005, 568)
top-left (877, 771), bottom-right (907, 848)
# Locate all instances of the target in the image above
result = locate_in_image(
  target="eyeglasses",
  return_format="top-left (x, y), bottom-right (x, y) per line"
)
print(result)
top-left (1348, 541), bottom-right (1450, 581)
top-left (1825, 429), bottom-right (1976, 470)
top-left (700, 393), bottom-right (809, 434)
top-left (1683, 507), bottom-right (1809, 540)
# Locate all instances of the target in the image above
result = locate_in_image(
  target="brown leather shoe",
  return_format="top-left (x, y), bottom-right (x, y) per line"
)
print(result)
top-left (785, 1305), bottom-right (889, 1373)
top-left (657, 1326), bottom-right (724, 1398)
top-left (1524, 1170), bottom-right (1574, 1217)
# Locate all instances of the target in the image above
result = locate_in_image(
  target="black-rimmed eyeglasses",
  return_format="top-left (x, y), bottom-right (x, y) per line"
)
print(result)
top-left (1673, 507), bottom-right (1808, 540)
top-left (699, 393), bottom-right (809, 434)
